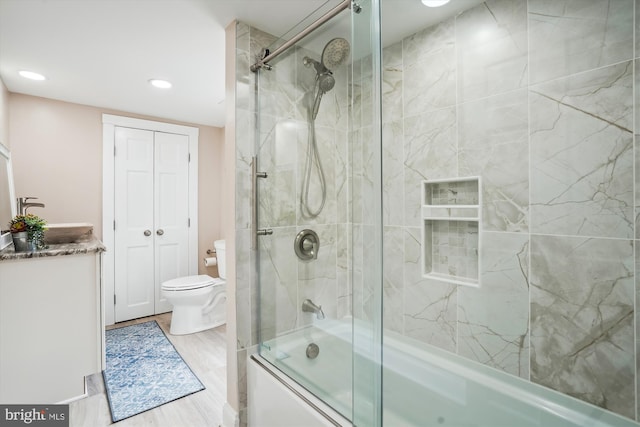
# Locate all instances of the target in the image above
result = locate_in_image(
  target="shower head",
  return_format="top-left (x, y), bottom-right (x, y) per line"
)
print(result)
top-left (303, 38), bottom-right (351, 74)
top-left (304, 38), bottom-right (350, 120)
top-left (321, 38), bottom-right (350, 70)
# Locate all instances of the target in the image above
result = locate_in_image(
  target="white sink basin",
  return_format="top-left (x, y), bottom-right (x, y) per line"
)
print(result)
top-left (44, 223), bottom-right (93, 244)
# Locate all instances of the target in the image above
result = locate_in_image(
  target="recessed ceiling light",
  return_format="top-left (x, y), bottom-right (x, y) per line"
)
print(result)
top-left (421, 0), bottom-right (450, 6)
top-left (149, 79), bottom-right (172, 89)
top-left (18, 70), bottom-right (46, 81)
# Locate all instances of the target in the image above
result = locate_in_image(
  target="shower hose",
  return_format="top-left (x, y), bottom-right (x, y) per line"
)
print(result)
top-left (300, 111), bottom-right (327, 218)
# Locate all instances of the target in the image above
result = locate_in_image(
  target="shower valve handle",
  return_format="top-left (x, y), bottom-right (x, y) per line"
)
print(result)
top-left (302, 238), bottom-right (318, 259)
top-left (295, 229), bottom-right (320, 261)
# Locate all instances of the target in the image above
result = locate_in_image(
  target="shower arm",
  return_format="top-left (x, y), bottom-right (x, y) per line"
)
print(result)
top-left (250, 0), bottom-right (353, 72)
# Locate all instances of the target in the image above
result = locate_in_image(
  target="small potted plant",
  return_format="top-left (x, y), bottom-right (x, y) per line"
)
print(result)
top-left (9, 213), bottom-right (47, 251)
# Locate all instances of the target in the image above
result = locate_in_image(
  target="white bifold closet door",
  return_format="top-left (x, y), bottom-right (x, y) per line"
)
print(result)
top-left (114, 127), bottom-right (190, 323)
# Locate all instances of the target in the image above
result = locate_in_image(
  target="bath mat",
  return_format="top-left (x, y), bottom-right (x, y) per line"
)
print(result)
top-left (103, 320), bottom-right (205, 422)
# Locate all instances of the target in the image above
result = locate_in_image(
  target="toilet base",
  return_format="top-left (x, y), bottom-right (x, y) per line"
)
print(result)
top-left (169, 318), bottom-right (225, 335)
top-left (168, 300), bottom-right (226, 335)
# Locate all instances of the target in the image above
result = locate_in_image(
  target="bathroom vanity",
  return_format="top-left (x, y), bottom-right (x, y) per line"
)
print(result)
top-left (0, 236), bottom-right (105, 403)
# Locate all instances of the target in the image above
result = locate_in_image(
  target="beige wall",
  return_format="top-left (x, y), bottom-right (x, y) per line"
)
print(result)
top-left (0, 78), bottom-right (9, 147)
top-left (8, 93), bottom-right (224, 272)
top-left (197, 124), bottom-right (225, 275)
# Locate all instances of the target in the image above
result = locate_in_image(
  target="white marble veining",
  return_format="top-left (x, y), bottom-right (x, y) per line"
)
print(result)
top-left (403, 46), bottom-right (456, 117)
top-left (530, 235), bottom-right (634, 419)
top-left (382, 120), bottom-right (404, 226)
top-left (382, 42), bottom-right (403, 124)
top-left (235, 229), bottom-right (254, 349)
top-left (336, 223), bottom-right (351, 319)
top-left (403, 106), bottom-right (457, 228)
top-left (403, 227), bottom-right (457, 352)
top-left (258, 226), bottom-right (298, 342)
top-left (528, 0), bottom-right (633, 84)
top-left (383, 226), bottom-right (404, 333)
top-left (389, 0), bottom-right (636, 419)
top-left (458, 89), bottom-right (529, 232)
top-left (530, 61), bottom-right (633, 239)
top-left (458, 231), bottom-right (529, 378)
top-left (456, 0), bottom-right (528, 103)
top-left (257, 117), bottom-right (299, 227)
top-left (402, 18), bottom-right (454, 68)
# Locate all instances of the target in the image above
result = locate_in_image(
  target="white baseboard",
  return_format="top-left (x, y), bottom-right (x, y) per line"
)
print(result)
top-left (57, 392), bottom-right (88, 404)
top-left (57, 376), bottom-right (89, 404)
top-left (222, 402), bottom-right (239, 427)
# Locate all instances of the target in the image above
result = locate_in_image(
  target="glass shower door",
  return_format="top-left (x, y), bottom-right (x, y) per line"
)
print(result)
top-left (252, 2), bottom-right (379, 422)
top-left (350, 0), bottom-right (384, 426)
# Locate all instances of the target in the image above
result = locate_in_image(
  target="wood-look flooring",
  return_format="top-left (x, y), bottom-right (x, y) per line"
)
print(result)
top-left (69, 313), bottom-right (227, 427)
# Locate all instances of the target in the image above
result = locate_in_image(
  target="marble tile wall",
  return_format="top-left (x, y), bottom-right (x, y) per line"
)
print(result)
top-left (379, 0), bottom-right (639, 420)
top-left (234, 21), bottom-right (253, 426)
top-left (236, 0), bottom-right (640, 422)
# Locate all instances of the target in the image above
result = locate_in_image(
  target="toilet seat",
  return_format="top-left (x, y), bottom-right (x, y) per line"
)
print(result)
top-left (161, 274), bottom-right (223, 291)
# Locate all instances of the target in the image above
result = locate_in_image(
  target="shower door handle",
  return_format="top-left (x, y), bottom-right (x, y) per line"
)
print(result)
top-left (251, 156), bottom-right (269, 249)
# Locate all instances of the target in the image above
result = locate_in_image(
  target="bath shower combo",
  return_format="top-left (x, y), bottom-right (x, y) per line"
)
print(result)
top-left (245, 0), bottom-right (640, 425)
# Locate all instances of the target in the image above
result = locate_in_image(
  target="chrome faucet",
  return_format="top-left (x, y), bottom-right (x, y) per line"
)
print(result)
top-left (302, 299), bottom-right (325, 320)
top-left (17, 197), bottom-right (45, 215)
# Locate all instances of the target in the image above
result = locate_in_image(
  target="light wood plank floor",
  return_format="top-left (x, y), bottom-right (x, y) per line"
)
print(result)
top-left (69, 313), bottom-right (226, 427)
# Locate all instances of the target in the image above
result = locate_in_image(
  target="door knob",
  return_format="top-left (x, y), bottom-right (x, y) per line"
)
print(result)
top-left (156, 229), bottom-right (164, 236)
top-left (144, 230), bottom-right (151, 236)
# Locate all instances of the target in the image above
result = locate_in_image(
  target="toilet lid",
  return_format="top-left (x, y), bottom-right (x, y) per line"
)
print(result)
top-left (161, 274), bottom-right (222, 291)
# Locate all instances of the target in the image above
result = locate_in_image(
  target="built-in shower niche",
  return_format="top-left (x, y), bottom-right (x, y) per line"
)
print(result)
top-left (422, 177), bottom-right (481, 287)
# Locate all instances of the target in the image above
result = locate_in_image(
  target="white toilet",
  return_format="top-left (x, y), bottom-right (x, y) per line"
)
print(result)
top-left (161, 239), bottom-right (227, 335)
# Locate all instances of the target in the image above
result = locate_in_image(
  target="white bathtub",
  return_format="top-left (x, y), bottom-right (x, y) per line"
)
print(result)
top-left (249, 319), bottom-right (638, 427)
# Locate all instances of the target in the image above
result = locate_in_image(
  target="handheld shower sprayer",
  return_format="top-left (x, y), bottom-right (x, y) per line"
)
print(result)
top-left (303, 55), bottom-right (336, 119)
top-left (301, 37), bottom-right (350, 219)
top-left (312, 72), bottom-right (336, 120)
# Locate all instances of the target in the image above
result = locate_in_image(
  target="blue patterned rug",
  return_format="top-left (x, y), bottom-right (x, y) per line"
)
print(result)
top-left (103, 320), bottom-right (205, 422)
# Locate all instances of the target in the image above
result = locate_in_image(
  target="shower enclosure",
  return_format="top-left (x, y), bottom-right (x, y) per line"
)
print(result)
top-left (241, 0), bottom-right (640, 425)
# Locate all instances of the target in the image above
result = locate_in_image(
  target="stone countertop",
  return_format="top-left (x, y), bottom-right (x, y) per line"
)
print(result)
top-left (0, 235), bottom-right (106, 261)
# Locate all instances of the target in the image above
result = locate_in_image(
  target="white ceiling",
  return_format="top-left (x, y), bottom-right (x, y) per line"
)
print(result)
top-left (0, 0), bottom-right (482, 128)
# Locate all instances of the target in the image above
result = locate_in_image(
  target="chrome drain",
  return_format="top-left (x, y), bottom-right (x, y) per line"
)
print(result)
top-left (306, 343), bottom-right (320, 359)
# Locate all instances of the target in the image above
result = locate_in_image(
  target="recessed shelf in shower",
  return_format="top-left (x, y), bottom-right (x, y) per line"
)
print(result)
top-left (421, 176), bottom-right (481, 287)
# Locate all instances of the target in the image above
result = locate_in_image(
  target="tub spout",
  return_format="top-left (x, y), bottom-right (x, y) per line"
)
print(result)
top-left (302, 299), bottom-right (325, 320)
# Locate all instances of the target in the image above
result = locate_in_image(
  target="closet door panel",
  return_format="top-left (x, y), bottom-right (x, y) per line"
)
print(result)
top-left (114, 127), bottom-right (155, 322)
top-left (154, 132), bottom-right (190, 313)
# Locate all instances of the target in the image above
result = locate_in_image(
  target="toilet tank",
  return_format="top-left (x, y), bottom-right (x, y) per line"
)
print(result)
top-left (214, 240), bottom-right (226, 279)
